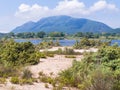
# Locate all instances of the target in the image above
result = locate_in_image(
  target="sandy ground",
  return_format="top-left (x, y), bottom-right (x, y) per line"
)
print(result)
top-left (40, 46), bottom-right (98, 53)
top-left (0, 82), bottom-right (52, 90)
top-left (39, 46), bottom-right (70, 52)
top-left (0, 47), bottom-right (97, 90)
top-left (29, 55), bottom-right (83, 78)
top-left (74, 48), bottom-right (98, 53)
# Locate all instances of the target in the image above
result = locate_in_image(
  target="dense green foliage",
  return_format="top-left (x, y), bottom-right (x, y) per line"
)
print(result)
top-left (36, 40), bottom-right (60, 49)
top-left (74, 32), bottom-right (100, 38)
top-left (1, 31), bottom-right (120, 39)
top-left (57, 46), bottom-right (120, 90)
top-left (0, 40), bottom-right (39, 66)
top-left (6, 31), bottom-right (65, 39)
top-left (74, 32), bottom-right (120, 38)
top-left (0, 39), bottom-right (40, 79)
top-left (8, 32), bottom-right (46, 38)
top-left (48, 32), bottom-right (65, 37)
top-left (73, 37), bottom-right (110, 49)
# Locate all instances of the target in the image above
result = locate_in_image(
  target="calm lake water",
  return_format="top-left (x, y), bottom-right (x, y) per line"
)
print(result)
top-left (15, 39), bottom-right (120, 46)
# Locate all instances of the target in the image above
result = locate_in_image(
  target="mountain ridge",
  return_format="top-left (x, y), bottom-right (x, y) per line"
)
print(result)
top-left (12, 15), bottom-right (118, 34)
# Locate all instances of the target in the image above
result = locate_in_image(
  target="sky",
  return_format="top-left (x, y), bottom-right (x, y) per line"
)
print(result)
top-left (0, 0), bottom-right (120, 33)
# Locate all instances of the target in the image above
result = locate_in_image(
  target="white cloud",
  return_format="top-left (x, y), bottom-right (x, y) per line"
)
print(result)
top-left (15, 0), bottom-right (119, 20)
top-left (15, 4), bottom-right (50, 19)
top-left (18, 4), bottom-right (30, 12)
top-left (54, 0), bottom-right (89, 15)
top-left (89, 0), bottom-right (118, 12)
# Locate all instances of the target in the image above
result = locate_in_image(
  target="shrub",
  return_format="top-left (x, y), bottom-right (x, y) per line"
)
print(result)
top-left (65, 55), bottom-right (76, 58)
top-left (39, 71), bottom-right (45, 76)
top-left (0, 66), bottom-right (20, 78)
top-left (57, 46), bottom-right (120, 89)
top-left (0, 40), bottom-right (40, 66)
top-left (73, 38), bottom-right (110, 49)
top-left (37, 41), bottom-right (60, 49)
top-left (51, 80), bottom-right (56, 87)
top-left (20, 78), bottom-right (33, 85)
top-left (40, 75), bottom-right (54, 84)
top-left (47, 54), bottom-right (54, 57)
top-left (40, 76), bottom-right (48, 83)
top-left (57, 48), bottom-right (62, 54)
top-left (64, 48), bottom-right (75, 55)
top-left (11, 77), bottom-right (20, 84)
top-left (56, 83), bottom-right (64, 90)
top-left (22, 69), bottom-right (32, 79)
top-left (45, 83), bottom-right (49, 88)
top-left (40, 53), bottom-right (47, 58)
top-left (0, 78), bottom-right (6, 84)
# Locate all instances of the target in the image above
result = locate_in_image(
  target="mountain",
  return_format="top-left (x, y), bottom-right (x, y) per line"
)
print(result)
top-left (12, 21), bottom-right (36, 33)
top-left (112, 28), bottom-right (120, 33)
top-left (0, 33), bottom-right (6, 38)
top-left (12, 15), bottom-right (113, 34)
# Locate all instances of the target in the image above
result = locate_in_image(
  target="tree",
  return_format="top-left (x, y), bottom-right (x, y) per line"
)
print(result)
top-left (36, 31), bottom-right (46, 38)
top-left (49, 32), bottom-right (65, 37)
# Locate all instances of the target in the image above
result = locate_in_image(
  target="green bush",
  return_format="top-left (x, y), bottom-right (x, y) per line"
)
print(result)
top-left (65, 55), bottom-right (76, 58)
top-left (57, 46), bottom-right (120, 89)
top-left (20, 78), bottom-right (33, 85)
top-left (0, 78), bottom-right (6, 84)
top-left (0, 66), bottom-right (20, 78)
top-left (47, 54), bottom-right (54, 57)
top-left (40, 53), bottom-right (47, 58)
top-left (37, 40), bottom-right (60, 49)
top-left (0, 40), bottom-right (40, 66)
top-left (73, 38), bottom-right (110, 49)
top-left (11, 77), bottom-right (20, 84)
top-left (40, 75), bottom-right (54, 84)
top-left (64, 48), bottom-right (75, 55)
top-left (22, 69), bottom-right (32, 79)
top-left (40, 76), bottom-right (48, 83)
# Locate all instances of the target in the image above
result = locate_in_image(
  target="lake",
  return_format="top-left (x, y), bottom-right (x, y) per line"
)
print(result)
top-left (15, 39), bottom-right (120, 46)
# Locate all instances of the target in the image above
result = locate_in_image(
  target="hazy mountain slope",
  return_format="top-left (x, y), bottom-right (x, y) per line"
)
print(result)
top-left (12, 15), bottom-right (113, 34)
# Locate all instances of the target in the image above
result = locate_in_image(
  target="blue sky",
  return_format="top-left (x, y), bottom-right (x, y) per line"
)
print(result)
top-left (0, 0), bottom-right (120, 33)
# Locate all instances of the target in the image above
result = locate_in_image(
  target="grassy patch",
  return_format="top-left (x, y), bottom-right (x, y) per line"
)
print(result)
top-left (65, 55), bottom-right (76, 58)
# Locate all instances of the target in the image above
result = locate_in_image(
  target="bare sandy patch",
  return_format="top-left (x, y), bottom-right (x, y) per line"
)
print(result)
top-left (29, 55), bottom-right (83, 78)
top-left (40, 46), bottom-right (98, 53)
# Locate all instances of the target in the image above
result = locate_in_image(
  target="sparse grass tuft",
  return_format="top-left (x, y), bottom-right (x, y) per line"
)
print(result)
top-left (45, 83), bottom-right (49, 88)
top-left (22, 69), bottom-right (32, 79)
top-left (65, 55), bottom-right (76, 58)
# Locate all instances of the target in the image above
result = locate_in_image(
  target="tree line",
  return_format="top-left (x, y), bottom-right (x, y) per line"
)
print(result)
top-left (3, 31), bottom-right (120, 39)
top-left (6, 31), bottom-right (65, 39)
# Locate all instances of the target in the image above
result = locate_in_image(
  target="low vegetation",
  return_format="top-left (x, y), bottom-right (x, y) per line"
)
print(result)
top-left (0, 78), bottom-right (6, 84)
top-left (5, 31), bottom-right (120, 39)
top-left (36, 40), bottom-right (60, 49)
top-left (73, 37), bottom-right (110, 49)
top-left (0, 35), bottom-right (119, 90)
top-left (0, 39), bottom-right (41, 85)
top-left (0, 39), bottom-right (40, 66)
top-left (56, 45), bottom-right (120, 90)
top-left (65, 55), bottom-right (76, 58)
